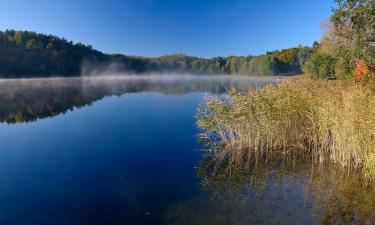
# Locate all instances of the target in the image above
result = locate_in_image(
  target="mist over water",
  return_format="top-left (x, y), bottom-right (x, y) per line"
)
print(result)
top-left (0, 75), bottom-right (276, 124)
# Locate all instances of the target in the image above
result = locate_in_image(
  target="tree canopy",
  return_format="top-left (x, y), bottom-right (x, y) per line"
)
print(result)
top-left (0, 30), bottom-right (312, 78)
top-left (305, 0), bottom-right (375, 80)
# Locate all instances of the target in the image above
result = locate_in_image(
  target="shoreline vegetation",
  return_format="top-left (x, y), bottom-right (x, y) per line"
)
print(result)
top-left (197, 0), bottom-right (375, 181)
top-left (197, 80), bottom-right (375, 180)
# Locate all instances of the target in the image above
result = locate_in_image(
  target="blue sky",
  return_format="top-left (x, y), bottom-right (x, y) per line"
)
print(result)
top-left (0, 0), bottom-right (334, 57)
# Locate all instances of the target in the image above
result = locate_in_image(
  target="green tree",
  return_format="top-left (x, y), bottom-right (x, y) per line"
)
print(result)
top-left (304, 53), bottom-right (336, 80)
top-left (332, 0), bottom-right (375, 71)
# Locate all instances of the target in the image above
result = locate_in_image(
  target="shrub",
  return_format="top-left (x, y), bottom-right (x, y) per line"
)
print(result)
top-left (304, 53), bottom-right (336, 80)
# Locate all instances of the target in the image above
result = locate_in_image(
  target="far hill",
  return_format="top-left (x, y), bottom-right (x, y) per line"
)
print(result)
top-left (0, 30), bottom-right (313, 78)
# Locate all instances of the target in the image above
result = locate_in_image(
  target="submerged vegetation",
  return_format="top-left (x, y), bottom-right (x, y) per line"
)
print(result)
top-left (197, 80), bottom-right (375, 180)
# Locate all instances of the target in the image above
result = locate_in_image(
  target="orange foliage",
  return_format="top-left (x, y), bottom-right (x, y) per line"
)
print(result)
top-left (354, 59), bottom-right (375, 81)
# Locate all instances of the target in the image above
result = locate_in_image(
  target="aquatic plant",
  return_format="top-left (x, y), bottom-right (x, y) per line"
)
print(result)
top-left (197, 80), bottom-right (375, 179)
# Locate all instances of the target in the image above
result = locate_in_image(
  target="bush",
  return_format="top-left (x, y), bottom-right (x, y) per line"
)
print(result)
top-left (304, 53), bottom-right (336, 80)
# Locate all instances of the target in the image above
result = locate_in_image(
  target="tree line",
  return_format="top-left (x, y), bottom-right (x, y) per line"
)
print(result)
top-left (0, 30), bottom-right (312, 78)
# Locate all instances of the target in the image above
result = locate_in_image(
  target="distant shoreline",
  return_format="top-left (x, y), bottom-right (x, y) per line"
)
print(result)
top-left (0, 74), bottom-right (300, 82)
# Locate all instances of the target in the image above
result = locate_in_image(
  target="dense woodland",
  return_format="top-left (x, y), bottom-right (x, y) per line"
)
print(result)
top-left (0, 30), bottom-right (312, 77)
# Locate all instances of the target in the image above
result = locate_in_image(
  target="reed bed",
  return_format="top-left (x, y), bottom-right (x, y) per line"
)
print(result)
top-left (197, 80), bottom-right (375, 179)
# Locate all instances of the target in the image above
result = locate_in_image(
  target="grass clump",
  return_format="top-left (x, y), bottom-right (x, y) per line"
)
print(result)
top-left (197, 80), bottom-right (375, 179)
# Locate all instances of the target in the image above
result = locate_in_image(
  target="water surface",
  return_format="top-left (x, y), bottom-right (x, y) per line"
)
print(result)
top-left (0, 75), bottom-right (373, 225)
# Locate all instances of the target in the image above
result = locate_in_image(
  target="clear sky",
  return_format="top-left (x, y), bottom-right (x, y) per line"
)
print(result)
top-left (0, 0), bottom-right (334, 57)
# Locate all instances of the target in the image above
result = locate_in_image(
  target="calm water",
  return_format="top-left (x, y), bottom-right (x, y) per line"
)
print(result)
top-left (0, 76), bottom-right (374, 225)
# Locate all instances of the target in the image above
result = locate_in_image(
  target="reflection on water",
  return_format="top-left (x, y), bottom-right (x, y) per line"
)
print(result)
top-left (175, 154), bottom-right (375, 225)
top-left (0, 75), bottom-right (273, 123)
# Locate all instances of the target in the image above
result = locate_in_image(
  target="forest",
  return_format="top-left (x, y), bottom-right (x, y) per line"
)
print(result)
top-left (0, 30), bottom-right (312, 77)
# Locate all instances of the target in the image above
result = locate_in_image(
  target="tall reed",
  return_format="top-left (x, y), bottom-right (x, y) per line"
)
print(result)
top-left (197, 80), bottom-right (375, 179)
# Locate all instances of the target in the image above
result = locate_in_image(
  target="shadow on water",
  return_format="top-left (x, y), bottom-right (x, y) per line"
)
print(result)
top-left (161, 153), bottom-right (375, 225)
top-left (0, 75), bottom-right (274, 124)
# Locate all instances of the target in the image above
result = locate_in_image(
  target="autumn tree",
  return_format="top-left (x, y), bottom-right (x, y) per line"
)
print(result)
top-left (332, 0), bottom-right (375, 79)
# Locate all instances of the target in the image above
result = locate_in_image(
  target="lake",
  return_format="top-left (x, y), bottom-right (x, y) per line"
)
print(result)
top-left (0, 75), bottom-right (374, 225)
